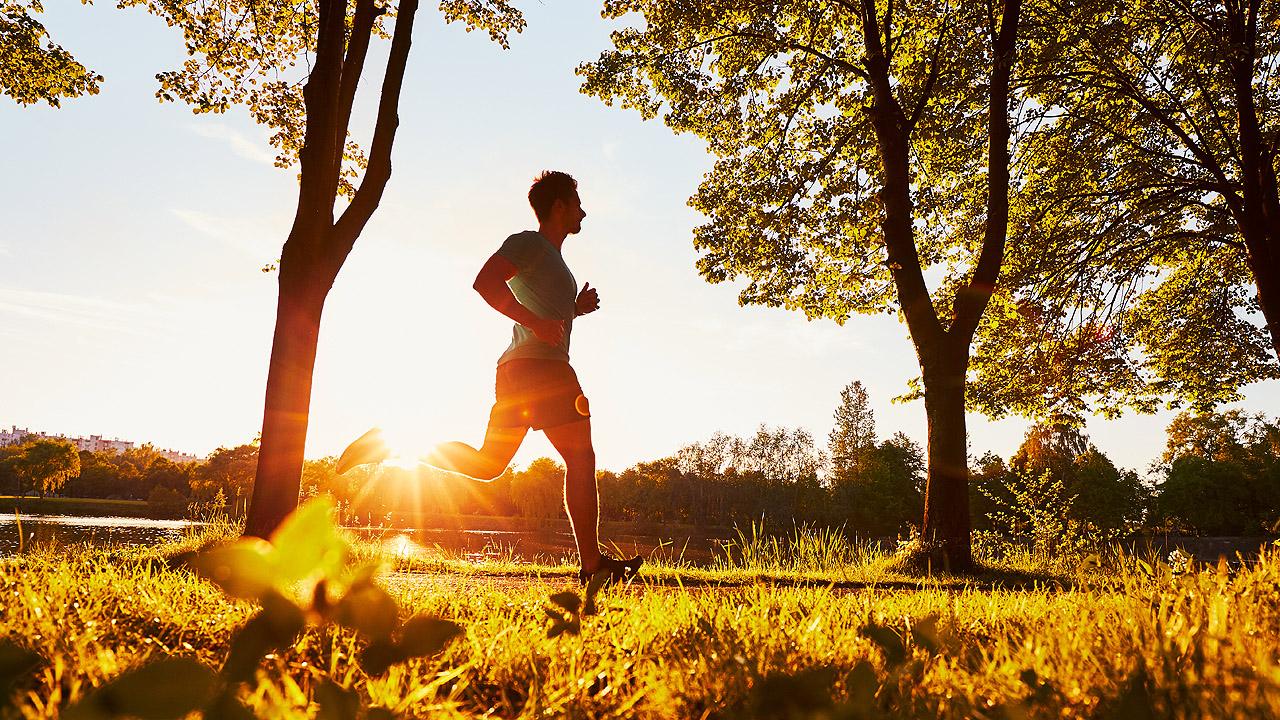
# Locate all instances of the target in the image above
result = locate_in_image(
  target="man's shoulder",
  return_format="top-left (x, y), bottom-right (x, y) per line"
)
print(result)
top-left (503, 230), bottom-right (545, 245)
top-left (497, 230), bottom-right (549, 268)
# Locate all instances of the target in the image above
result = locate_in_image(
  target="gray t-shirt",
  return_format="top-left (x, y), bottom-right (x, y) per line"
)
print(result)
top-left (495, 230), bottom-right (576, 365)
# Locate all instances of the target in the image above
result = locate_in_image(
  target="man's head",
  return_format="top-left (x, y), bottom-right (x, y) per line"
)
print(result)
top-left (528, 170), bottom-right (586, 235)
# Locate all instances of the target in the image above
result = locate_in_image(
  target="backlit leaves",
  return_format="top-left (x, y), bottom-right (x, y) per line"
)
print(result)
top-left (973, 0), bottom-right (1280, 418)
top-left (358, 615), bottom-right (464, 675)
top-left (63, 657), bottom-right (218, 719)
top-left (115, 0), bottom-right (525, 195)
top-left (0, 1), bottom-right (102, 107)
top-left (580, 1), bottom-right (1032, 328)
top-left (191, 495), bottom-right (353, 601)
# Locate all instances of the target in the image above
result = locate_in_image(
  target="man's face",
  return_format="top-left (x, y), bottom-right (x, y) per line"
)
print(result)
top-left (557, 191), bottom-right (587, 234)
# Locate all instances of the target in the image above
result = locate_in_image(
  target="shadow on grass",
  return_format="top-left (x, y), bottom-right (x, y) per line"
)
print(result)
top-left (375, 559), bottom-right (1076, 594)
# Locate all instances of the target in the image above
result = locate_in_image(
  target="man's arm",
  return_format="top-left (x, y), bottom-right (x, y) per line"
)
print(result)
top-left (473, 253), bottom-right (564, 345)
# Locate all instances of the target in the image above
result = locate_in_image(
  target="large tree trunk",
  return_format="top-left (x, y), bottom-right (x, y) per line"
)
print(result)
top-left (1250, 240), bottom-right (1280, 360)
top-left (918, 344), bottom-right (972, 572)
top-left (243, 264), bottom-right (328, 537)
top-left (240, 0), bottom-right (418, 538)
top-left (1226, 0), bottom-right (1280, 361)
top-left (856, 0), bottom-right (1018, 573)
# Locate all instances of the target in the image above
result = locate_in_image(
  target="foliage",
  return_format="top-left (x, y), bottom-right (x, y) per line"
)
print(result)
top-left (578, 0), bottom-right (1021, 326)
top-left (191, 443), bottom-right (258, 515)
top-left (972, 424), bottom-right (1146, 561)
top-left (969, 0), bottom-right (1280, 419)
top-left (112, 0), bottom-right (526, 196)
top-left (5, 524), bottom-right (1280, 717)
top-left (67, 446), bottom-right (196, 502)
top-left (508, 457), bottom-right (564, 520)
top-left (2, 497), bottom-right (466, 718)
top-left (0, 438), bottom-right (80, 498)
top-left (0, 0), bottom-right (101, 107)
top-left (1150, 410), bottom-right (1280, 535)
top-left (829, 380), bottom-right (876, 479)
top-left (839, 433), bottom-right (925, 535)
top-left (1008, 424), bottom-right (1145, 532)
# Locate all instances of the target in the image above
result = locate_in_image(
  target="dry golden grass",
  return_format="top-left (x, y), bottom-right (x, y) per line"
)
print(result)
top-left (1, 513), bottom-right (1278, 718)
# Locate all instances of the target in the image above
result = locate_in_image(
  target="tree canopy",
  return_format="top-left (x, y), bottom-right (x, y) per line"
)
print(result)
top-left (580, 0), bottom-right (1033, 568)
top-left (0, 438), bottom-right (80, 497)
top-left (1, 1), bottom-right (101, 106)
top-left (969, 0), bottom-right (1280, 422)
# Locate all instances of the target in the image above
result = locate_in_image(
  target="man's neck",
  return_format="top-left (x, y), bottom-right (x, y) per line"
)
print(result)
top-left (537, 224), bottom-right (568, 249)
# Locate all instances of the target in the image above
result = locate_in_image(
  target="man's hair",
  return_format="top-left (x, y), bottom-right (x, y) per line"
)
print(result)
top-left (528, 171), bottom-right (578, 222)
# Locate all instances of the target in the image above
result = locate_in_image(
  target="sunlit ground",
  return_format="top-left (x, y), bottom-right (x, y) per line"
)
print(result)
top-left (4, 515), bottom-right (1279, 719)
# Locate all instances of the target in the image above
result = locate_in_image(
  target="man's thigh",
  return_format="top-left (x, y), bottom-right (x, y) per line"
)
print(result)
top-left (543, 418), bottom-right (593, 462)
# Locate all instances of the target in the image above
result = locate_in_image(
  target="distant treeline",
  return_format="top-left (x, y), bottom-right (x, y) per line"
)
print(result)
top-left (2, 386), bottom-right (1277, 538)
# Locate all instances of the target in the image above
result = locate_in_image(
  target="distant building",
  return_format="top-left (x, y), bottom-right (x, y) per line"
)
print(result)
top-left (0, 424), bottom-right (202, 462)
top-left (0, 426), bottom-right (31, 447)
top-left (156, 449), bottom-right (201, 464)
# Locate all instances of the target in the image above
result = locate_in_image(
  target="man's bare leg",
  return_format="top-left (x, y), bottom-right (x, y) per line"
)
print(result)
top-left (542, 418), bottom-right (603, 571)
top-left (424, 424), bottom-right (528, 481)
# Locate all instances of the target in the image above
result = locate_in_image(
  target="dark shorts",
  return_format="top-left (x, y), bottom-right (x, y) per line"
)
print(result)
top-left (489, 359), bottom-right (590, 430)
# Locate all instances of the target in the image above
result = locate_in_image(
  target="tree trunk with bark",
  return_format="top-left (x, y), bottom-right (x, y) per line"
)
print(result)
top-left (244, 0), bottom-right (419, 538)
top-left (857, 0), bottom-right (1020, 572)
top-left (1226, 1), bottom-right (1280, 361)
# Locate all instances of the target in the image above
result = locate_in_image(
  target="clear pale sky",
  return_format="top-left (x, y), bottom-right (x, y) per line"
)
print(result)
top-left (3, 3), bottom-right (1276, 474)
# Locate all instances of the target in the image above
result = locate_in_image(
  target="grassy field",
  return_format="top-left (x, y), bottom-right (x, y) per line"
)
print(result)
top-left (0, 497), bottom-right (152, 519)
top-left (1, 511), bottom-right (1278, 719)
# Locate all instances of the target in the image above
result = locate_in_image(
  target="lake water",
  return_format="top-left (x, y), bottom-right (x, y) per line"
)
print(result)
top-left (0, 514), bottom-right (195, 556)
top-left (2, 514), bottom-right (1268, 566)
top-left (0, 514), bottom-right (728, 565)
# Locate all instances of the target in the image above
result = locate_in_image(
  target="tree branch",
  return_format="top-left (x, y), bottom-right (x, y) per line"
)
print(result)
top-left (296, 0), bottom-right (347, 220)
top-left (332, 0), bottom-right (380, 177)
top-left (953, 0), bottom-right (1021, 341)
top-left (905, 6), bottom-right (950, 133)
top-left (332, 0), bottom-right (419, 256)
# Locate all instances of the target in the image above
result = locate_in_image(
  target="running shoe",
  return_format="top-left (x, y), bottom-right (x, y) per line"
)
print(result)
top-left (335, 427), bottom-right (390, 475)
top-left (578, 553), bottom-right (643, 585)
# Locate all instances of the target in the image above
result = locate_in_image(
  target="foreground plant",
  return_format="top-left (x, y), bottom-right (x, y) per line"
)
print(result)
top-left (8, 497), bottom-right (463, 718)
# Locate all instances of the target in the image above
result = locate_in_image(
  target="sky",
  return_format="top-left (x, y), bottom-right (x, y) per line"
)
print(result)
top-left (2, 3), bottom-right (1277, 476)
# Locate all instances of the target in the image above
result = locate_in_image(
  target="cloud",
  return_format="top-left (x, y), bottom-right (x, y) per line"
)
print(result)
top-left (170, 208), bottom-right (279, 260)
top-left (189, 123), bottom-right (277, 166)
top-left (0, 287), bottom-right (170, 335)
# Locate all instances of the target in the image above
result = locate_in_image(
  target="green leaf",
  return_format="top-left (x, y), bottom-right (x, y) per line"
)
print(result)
top-left (358, 639), bottom-right (401, 677)
top-left (845, 660), bottom-right (877, 709)
top-left (267, 496), bottom-right (350, 585)
top-left (860, 623), bottom-right (907, 666)
top-left (202, 690), bottom-right (256, 720)
top-left (546, 619), bottom-right (578, 639)
top-left (909, 614), bottom-right (942, 654)
top-left (0, 640), bottom-right (41, 694)
top-left (332, 579), bottom-right (399, 641)
top-left (63, 657), bottom-right (217, 719)
top-left (190, 539), bottom-right (275, 600)
top-left (397, 616), bottom-right (463, 659)
top-left (584, 572), bottom-right (608, 616)
top-left (222, 592), bottom-right (305, 684)
top-left (314, 679), bottom-right (362, 720)
top-left (548, 591), bottom-right (581, 613)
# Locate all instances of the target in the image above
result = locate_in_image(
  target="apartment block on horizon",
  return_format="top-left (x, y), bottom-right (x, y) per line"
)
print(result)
top-left (0, 425), bottom-right (201, 463)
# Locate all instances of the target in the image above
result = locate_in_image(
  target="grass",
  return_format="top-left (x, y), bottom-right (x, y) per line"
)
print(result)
top-left (0, 497), bottom-right (151, 519)
top-left (2, 516), bottom-right (1280, 719)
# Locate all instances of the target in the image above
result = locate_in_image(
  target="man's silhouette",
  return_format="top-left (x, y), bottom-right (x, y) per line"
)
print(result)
top-left (338, 171), bottom-right (641, 584)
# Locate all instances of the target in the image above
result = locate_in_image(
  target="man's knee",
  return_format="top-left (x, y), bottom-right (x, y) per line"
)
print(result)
top-left (475, 461), bottom-right (507, 481)
top-left (563, 447), bottom-right (596, 470)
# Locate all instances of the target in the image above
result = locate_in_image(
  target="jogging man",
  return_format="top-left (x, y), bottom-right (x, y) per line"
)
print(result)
top-left (337, 171), bottom-right (641, 584)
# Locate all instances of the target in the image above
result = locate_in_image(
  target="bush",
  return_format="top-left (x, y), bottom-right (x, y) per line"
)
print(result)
top-left (146, 486), bottom-right (189, 519)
